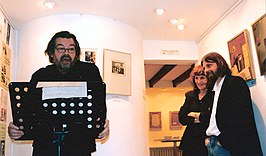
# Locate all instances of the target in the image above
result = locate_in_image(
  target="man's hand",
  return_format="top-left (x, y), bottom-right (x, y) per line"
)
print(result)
top-left (8, 122), bottom-right (24, 139)
top-left (98, 119), bottom-right (110, 141)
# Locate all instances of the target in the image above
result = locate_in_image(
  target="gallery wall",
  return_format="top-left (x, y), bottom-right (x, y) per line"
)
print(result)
top-left (144, 0), bottom-right (266, 155)
top-left (0, 8), bottom-right (16, 156)
top-left (146, 88), bottom-right (191, 148)
top-left (197, 0), bottom-right (266, 155)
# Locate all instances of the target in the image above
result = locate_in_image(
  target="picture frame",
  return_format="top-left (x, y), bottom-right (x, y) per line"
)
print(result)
top-left (149, 112), bottom-right (162, 130)
top-left (0, 40), bottom-right (10, 90)
top-left (169, 111), bottom-right (182, 130)
top-left (103, 49), bottom-right (131, 96)
top-left (227, 29), bottom-right (255, 81)
top-left (81, 48), bottom-right (97, 63)
top-left (251, 13), bottom-right (266, 76)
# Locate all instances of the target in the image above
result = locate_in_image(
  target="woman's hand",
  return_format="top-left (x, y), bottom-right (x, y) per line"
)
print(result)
top-left (188, 112), bottom-right (200, 123)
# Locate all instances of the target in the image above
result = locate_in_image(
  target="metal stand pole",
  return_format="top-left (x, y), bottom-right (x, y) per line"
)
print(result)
top-left (53, 131), bottom-right (69, 156)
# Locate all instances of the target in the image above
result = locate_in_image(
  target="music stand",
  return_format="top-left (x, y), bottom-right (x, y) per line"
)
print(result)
top-left (9, 81), bottom-right (106, 156)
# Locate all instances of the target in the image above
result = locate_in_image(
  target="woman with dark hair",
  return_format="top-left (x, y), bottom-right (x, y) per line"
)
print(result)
top-left (178, 65), bottom-right (213, 156)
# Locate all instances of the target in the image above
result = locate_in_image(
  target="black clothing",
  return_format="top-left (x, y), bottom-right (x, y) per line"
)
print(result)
top-left (178, 90), bottom-right (213, 156)
top-left (214, 75), bottom-right (262, 155)
top-left (30, 61), bottom-right (102, 156)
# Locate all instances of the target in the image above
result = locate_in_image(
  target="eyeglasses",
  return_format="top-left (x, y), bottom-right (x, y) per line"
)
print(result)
top-left (55, 47), bottom-right (76, 54)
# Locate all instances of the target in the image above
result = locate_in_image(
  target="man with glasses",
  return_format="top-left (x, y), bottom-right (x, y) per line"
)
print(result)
top-left (8, 31), bottom-right (110, 156)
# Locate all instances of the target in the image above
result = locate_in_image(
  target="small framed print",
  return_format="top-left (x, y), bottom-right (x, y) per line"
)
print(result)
top-left (103, 49), bottom-right (131, 96)
top-left (81, 48), bottom-right (97, 63)
top-left (149, 112), bottom-right (162, 131)
top-left (169, 111), bottom-right (182, 130)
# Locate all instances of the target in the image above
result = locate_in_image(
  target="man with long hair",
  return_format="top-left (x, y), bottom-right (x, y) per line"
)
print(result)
top-left (201, 52), bottom-right (262, 156)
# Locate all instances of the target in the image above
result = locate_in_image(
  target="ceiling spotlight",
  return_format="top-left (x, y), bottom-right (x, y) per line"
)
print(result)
top-left (169, 19), bottom-right (179, 25)
top-left (44, 1), bottom-right (56, 9)
top-left (177, 24), bottom-right (185, 30)
top-left (155, 9), bottom-right (165, 15)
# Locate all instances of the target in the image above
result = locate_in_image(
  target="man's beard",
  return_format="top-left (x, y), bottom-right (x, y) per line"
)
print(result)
top-left (207, 70), bottom-right (218, 89)
top-left (55, 54), bottom-right (74, 72)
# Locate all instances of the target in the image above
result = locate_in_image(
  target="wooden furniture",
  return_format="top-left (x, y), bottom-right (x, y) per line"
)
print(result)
top-left (153, 138), bottom-right (182, 156)
top-left (161, 139), bottom-right (181, 156)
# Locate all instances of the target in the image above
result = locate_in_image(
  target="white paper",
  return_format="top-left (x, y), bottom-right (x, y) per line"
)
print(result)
top-left (36, 82), bottom-right (87, 100)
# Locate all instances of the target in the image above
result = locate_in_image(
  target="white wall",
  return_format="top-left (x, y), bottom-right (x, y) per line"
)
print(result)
top-left (7, 14), bottom-right (148, 156)
top-left (143, 40), bottom-right (199, 63)
top-left (198, 0), bottom-right (266, 155)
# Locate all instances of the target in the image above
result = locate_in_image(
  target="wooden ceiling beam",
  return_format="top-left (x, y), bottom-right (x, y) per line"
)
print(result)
top-left (148, 65), bottom-right (176, 88)
top-left (172, 63), bottom-right (195, 87)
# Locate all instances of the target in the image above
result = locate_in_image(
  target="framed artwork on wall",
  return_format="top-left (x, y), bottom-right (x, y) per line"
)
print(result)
top-left (251, 13), bottom-right (266, 76)
top-left (169, 111), bottom-right (182, 130)
top-left (81, 48), bottom-right (97, 63)
top-left (149, 112), bottom-right (162, 130)
top-left (103, 49), bottom-right (131, 96)
top-left (0, 40), bottom-right (10, 90)
top-left (227, 29), bottom-right (255, 81)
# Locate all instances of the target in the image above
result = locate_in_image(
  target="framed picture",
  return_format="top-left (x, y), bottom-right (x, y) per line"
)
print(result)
top-left (149, 112), bottom-right (161, 130)
top-left (81, 48), bottom-right (97, 63)
top-left (0, 41), bottom-right (10, 90)
top-left (103, 49), bottom-right (131, 96)
top-left (169, 111), bottom-right (182, 130)
top-left (227, 29), bottom-right (255, 81)
top-left (251, 13), bottom-right (266, 76)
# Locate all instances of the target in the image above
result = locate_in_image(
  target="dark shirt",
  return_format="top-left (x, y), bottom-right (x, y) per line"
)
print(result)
top-left (30, 61), bottom-right (102, 156)
top-left (178, 90), bottom-right (213, 155)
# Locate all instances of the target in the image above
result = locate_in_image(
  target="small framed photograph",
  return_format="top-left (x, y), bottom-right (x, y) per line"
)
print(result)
top-left (82, 48), bottom-right (97, 63)
top-left (227, 29), bottom-right (255, 81)
top-left (169, 111), bottom-right (182, 130)
top-left (149, 112), bottom-right (162, 131)
top-left (103, 49), bottom-right (131, 96)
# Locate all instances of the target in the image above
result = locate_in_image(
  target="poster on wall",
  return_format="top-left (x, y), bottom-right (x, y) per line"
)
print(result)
top-left (0, 88), bottom-right (7, 156)
top-left (251, 13), bottom-right (266, 76)
top-left (0, 41), bottom-right (11, 90)
top-left (6, 23), bottom-right (10, 45)
top-left (2, 19), bottom-right (7, 45)
top-left (227, 29), bottom-right (255, 81)
top-left (149, 112), bottom-right (162, 131)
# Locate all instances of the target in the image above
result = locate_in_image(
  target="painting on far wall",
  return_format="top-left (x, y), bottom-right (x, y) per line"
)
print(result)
top-left (227, 29), bottom-right (255, 81)
top-left (251, 13), bottom-right (266, 76)
top-left (149, 112), bottom-right (162, 130)
top-left (169, 111), bottom-right (182, 130)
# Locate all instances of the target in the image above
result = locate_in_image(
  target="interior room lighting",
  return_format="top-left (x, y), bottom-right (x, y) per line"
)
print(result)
top-left (43, 1), bottom-right (56, 9)
top-left (177, 24), bottom-right (185, 30)
top-left (155, 8), bottom-right (165, 15)
top-left (169, 19), bottom-right (179, 25)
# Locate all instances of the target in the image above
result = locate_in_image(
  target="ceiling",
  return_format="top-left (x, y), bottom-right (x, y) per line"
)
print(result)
top-left (0, 0), bottom-right (242, 88)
